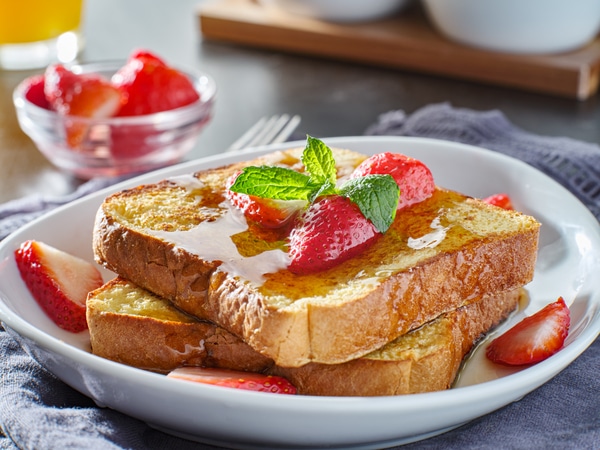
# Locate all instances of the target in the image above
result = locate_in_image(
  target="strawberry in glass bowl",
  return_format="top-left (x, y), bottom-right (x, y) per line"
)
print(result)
top-left (12, 50), bottom-right (216, 178)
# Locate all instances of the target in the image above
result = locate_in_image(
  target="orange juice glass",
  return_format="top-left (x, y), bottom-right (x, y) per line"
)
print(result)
top-left (0, 0), bottom-right (85, 70)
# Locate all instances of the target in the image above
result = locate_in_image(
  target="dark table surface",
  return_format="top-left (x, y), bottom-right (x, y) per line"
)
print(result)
top-left (1, 0), bottom-right (600, 204)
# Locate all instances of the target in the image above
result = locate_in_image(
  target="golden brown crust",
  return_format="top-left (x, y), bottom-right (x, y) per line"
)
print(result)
top-left (86, 278), bottom-right (520, 396)
top-left (271, 287), bottom-right (520, 396)
top-left (86, 279), bottom-right (273, 374)
top-left (93, 148), bottom-right (540, 367)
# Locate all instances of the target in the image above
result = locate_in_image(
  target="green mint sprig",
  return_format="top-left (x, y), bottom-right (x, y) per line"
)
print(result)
top-left (228, 135), bottom-right (400, 232)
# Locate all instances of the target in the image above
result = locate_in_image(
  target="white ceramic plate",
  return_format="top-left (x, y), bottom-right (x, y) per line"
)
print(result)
top-left (0, 136), bottom-right (598, 449)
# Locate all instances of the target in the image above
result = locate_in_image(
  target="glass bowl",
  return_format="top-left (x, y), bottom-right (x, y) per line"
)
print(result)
top-left (13, 61), bottom-right (216, 179)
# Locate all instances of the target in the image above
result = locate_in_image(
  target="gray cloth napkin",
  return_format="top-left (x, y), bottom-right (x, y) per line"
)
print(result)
top-left (0, 177), bottom-right (129, 242)
top-left (1, 103), bottom-right (599, 449)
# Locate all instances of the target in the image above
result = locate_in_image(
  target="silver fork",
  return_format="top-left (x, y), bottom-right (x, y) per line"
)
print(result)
top-left (227, 114), bottom-right (302, 152)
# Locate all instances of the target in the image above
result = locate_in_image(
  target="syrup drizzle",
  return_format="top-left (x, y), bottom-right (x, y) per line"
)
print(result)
top-left (453, 290), bottom-right (531, 388)
top-left (407, 215), bottom-right (451, 250)
top-left (150, 176), bottom-right (291, 285)
top-left (149, 178), bottom-right (523, 302)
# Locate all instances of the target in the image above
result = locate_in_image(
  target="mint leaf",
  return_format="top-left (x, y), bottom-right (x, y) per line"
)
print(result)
top-left (310, 179), bottom-right (337, 202)
top-left (339, 175), bottom-right (399, 232)
top-left (302, 135), bottom-right (337, 187)
top-left (228, 136), bottom-right (400, 235)
top-left (229, 166), bottom-right (316, 200)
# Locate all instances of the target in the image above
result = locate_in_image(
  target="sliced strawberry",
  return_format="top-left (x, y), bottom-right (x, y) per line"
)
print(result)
top-left (14, 240), bottom-right (104, 333)
top-left (44, 64), bottom-right (123, 117)
top-left (486, 297), bottom-right (570, 366)
top-left (44, 64), bottom-right (123, 148)
top-left (167, 367), bottom-right (297, 394)
top-left (483, 193), bottom-right (514, 210)
top-left (225, 172), bottom-right (306, 228)
top-left (107, 124), bottom-right (159, 159)
top-left (350, 152), bottom-right (435, 210)
top-left (127, 49), bottom-right (167, 67)
top-left (44, 63), bottom-right (77, 107)
top-left (288, 195), bottom-right (380, 275)
top-left (112, 50), bottom-right (199, 116)
top-left (22, 74), bottom-right (51, 109)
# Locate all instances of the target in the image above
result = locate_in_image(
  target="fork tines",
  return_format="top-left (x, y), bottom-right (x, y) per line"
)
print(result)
top-left (227, 114), bottom-right (301, 152)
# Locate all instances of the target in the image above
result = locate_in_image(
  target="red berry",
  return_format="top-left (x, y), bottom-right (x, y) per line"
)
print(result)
top-left (22, 74), bottom-right (51, 109)
top-left (483, 193), bottom-right (514, 210)
top-left (288, 195), bottom-right (380, 275)
top-left (351, 152), bottom-right (435, 210)
top-left (14, 240), bottom-right (104, 333)
top-left (44, 64), bottom-right (123, 148)
top-left (107, 124), bottom-right (161, 159)
top-left (167, 367), bottom-right (297, 395)
top-left (44, 64), bottom-right (123, 118)
top-left (127, 49), bottom-right (167, 66)
top-left (486, 297), bottom-right (570, 366)
top-left (225, 172), bottom-right (306, 228)
top-left (112, 50), bottom-right (199, 116)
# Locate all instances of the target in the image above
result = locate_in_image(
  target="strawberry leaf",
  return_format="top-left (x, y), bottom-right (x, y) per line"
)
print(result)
top-left (229, 166), bottom-right (316, 200)
top-left (339, 175), bottom-right (399, 232)
top-left (302, 135), bottom-right (337, 187)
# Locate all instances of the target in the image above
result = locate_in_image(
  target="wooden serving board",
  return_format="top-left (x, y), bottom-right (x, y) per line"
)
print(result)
top-left (198, 0), bottom-right (600, 100)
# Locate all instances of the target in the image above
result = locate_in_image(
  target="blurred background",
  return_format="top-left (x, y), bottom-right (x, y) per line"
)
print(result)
top-left (2, 0), bottom-right (600, 201)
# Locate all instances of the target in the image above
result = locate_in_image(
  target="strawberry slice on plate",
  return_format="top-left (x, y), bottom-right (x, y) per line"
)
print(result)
top-left (483, 193), bottom-right (514, 210)
top-left (350, 152), bottom-right (435, 210)
top-left (288, 195), bottom-right (380, 275)
top-left (486, 297), bottom-right (570, 366)
top-left (14, 240), bottom-right (104, 333)
top-left (167, 367), bottom-right (297, 394)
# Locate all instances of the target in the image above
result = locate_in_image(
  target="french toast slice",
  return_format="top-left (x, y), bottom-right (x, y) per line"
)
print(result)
top-left (93, 148), bottom-right (540, 367)
top-left (87, 277), bottom-right (522, 396)
top-left (86, 278), bottom-right (272, 373)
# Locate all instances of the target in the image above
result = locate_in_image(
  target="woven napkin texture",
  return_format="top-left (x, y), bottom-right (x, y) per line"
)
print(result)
top-left (1, 103), bottom-right (599, 449)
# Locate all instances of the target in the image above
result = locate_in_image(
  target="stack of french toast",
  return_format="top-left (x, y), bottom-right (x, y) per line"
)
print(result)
top-left (88, 144), bottom-right (540, 396)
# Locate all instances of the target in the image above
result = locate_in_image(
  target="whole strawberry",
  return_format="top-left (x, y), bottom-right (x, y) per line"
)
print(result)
top-left (112, 50), bottom-right (200, 116)
top-left (351, 152), bottom-right (435, 210)
top-left (288, 195), bottom-right (380, 275)
top-left (14, 240), bottom-right (104, 333)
